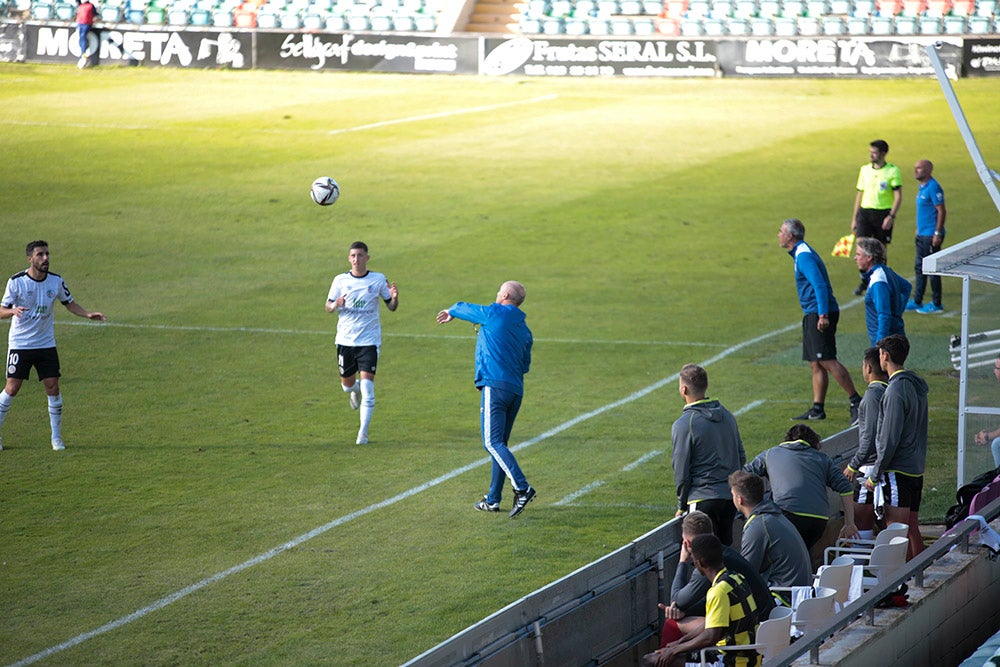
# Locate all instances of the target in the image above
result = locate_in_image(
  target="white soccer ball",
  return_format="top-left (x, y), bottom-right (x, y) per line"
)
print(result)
top-left (310, 177), bottom-right (340, 206)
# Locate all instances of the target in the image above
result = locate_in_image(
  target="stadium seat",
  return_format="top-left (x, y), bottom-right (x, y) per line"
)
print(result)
top-left (758, 0), bottom-right (780, 16)
top-left (519, 16), bottom-right (542, 30)
top-left (975, 0), bottom-right (997, 16)
top-left (575, 0), bottom-right (597, 15)
top-left (324, 13), bottom-right (346, 29)
top-left (868, 12), bottom-right (892, 27)
top-left (278, 10), bottom-right (301, 27)
top-left (917, 14), bottom-right (941, 29)
top-left (900, 0), bottom-right (926, 14)
top-left (413, 13), bottom-right (435, 29)
top-left (950, 0), bottom-right (972, 14)
top-left (876, 0), bottom-right (901, 13)
top-left (780, 0), bottom-right (803, 16)
top-left (233, 8), bottom-right (257, 25)
top-left (852, 0), bottom-right (874, 14)
top-left (633, 15), bottom-right (656, 29)
top-left (941, 13), bottom-right (965, 30)
top-left (53, 1), bottom-right (74, 19)
top-left (642, 0), bottom-right (662, 12)
top-left (167, 7), bottom-right (189, 22)
top-left (663, 0), bottom-right (688, 16)
top-left (750, 15), bottom-right (773, 31)
top-left (893, 13), bottom-right (916, 30)
top-left (597, 0), bottom-right (619, 14)
top-left (541, 15), bottom-right (564, 31)
top-left (821, 14), bottom-right (844, 30)
top-left (609, 15), bottom-right (634, 30)
top-left (727, 15), bottom-right (750, 31)
top-left (369, 12), bottom-right (392, 29)
top-left (657, 17), bottom-right (680, 31)
top-left (619, 0), bottom-right (642, 12)
top-left (732, 0), bottom-right (756, 17)
top-left (709, 0), bottom-right (731, 18)
top-left (797, 14), bottom-right (820, 30)
top-left (924, 0), bottom-right (950, 14)
top-left (701, 15), bottom-right (724, 30)
top-left (100, 5), bottom-right (122, 20)
top-left (550, 0), bottom-right (572, 15)
top-left (805, 0), bottom-right (827, 14)
top-left (586, 16), bottom-right (610, 31)
top-left (679, 15), bottom-right (703, 30)
top-left (31, 1), bottom-right (54, 18)
top-left (563, 16), bottom-right (589, 31)
top-left (773, 14), bottom-right (797, 29)
top-left (828, 0), bottom-right (849, 12)
top-left (966, 12), bottom-right (989, 28)
top-left (392, 14), bottom-right (415, 29)
top-left (845, 14), bottom-right (868, 30)
top-left (347, 14), bottom-right (369, 28)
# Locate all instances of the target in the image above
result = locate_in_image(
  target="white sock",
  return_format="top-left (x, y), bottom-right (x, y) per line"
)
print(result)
top-left (48, 394), bottom-right (63, 441)
top-left (0, 390), bottom-right (13, 430)
top-left (858, 529), bottom-right (875, 541)
top-left (359, 379), bottom-right (374, 436)
top-left (341, 383), bottom-right (359, 395)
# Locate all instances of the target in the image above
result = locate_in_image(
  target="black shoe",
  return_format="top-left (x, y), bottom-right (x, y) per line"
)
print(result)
top-left (793, 407), bottom-right (826, 421)
top-left (850, 401), bottom-right (861, 427)
top-left (474, 496), bottom-right (500, 512)
top-left (509, 486), bottom-right (536, 518)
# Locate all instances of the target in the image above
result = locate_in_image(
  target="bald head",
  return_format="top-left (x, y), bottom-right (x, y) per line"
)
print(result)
top-left (914, 159), bottom-right (934, 183)
top-left (498, 281), bottom-right (526, 306)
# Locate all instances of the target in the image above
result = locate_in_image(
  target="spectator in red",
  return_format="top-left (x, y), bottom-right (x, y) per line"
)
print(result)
top-left (76, 0), bottom-right (98, 63)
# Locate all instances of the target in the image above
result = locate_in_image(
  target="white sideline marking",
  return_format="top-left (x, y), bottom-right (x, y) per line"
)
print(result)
top-left (554, 481), bottom-right (606, 506)
top-left (327, 94), bottom-right (558, 135)
top-left (59, 319), bottom-right (725, 348)
top-left (622, 450), bottom-right (662, 472)
top-left (733, 399), bottom-right (766, 417)
top-left (7, 319), bottom-right (802, 667)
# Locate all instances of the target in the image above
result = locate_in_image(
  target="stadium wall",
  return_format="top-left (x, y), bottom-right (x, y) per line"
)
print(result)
top-left (2, 21), bottom-right (999, 76)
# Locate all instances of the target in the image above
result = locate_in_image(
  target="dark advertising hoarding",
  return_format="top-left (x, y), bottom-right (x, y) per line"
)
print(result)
top-left (0, 22), bottom-right (25, 63)
top-left (23, 23), bottom-right (251, 68)
top-left (481, 36), bottom-right (718, 77)
top-left (254, 31), bottom-right (477, 73)
top-left (965, 39), bottom-right (1000, 77)
top-left (718, 36), bottom-right (963, 77)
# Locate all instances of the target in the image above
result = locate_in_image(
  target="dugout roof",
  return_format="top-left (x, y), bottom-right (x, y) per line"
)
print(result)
top-left (924, 225), bottom-right (1000, 286)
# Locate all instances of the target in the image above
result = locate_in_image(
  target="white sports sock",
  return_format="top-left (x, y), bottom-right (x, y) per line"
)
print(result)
top-left (359, 379), bottom-right (374, 436)
top-left (48, 394), bottom-right (63, 441)
top-left (0, 390), bottom-right (13, 429)
top-left (342, 383), bottom-right (359, 394)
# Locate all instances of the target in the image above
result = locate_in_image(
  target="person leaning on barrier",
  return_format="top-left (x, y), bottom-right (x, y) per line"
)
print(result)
top-left (643, 533), bottom-right (764, 667)
top-left (657, 511), bottom-right (774, 650)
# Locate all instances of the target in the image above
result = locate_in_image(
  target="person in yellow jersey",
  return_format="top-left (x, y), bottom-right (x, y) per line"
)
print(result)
top-left (642, 533), bottom-right (762, 667)
top-left (851, 139), bottom-right (902, 295)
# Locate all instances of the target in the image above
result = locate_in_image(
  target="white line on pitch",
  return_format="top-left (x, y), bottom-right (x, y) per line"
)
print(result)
top-left (328, 94), bottom-right (558, 135)
top-left (733, 399), bottom-right (766, 417)
top-left (6, 318), bottom-right (802, 667)
top-left (554, 481), bottom-right (606, 506)
top-left (57, 320), bottom-right (726, 348)
top-left (622, 450), bottom-right (662, 472)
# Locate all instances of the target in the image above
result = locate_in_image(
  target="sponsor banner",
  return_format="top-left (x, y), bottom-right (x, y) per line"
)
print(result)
top-left (24, 23), bottom-right (251, 68)
top-left (481, 37), bottom-right (718, 77)
top-left (0, 22), bottom-right (26, 63)
top-left (965, 39), bottom-right (1000, 77)
top-left (255, 32), bottom-right (477, 73)
top-left (719, 37), bottom-right (962, 77)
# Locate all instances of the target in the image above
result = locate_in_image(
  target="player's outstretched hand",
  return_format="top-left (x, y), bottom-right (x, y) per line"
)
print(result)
top-left (436, 310), bottom-right (453, 324)
top-left (88, 312), bottom-right (106, 321)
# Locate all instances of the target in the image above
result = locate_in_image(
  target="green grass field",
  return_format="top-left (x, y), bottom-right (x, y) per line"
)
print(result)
top-left (2, 65), bottom-right (999, 665)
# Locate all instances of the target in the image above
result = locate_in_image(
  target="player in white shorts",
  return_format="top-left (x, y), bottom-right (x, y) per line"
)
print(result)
top-left (325, 242), bottom-right (398, 445)
top-left (0, 241), bottom-right (106, 451)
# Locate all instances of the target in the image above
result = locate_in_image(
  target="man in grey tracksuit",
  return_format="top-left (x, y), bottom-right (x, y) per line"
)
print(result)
top-left (865, 334), bottom-right (929, 560)
top-left (844, 346), bottom-right (890, 541)
top-left (743, 423), bottom-right (857, 551)
top-left (671, 364), bottom-right (747, 546)
top-left (729, 470), bottom-right (812, 595)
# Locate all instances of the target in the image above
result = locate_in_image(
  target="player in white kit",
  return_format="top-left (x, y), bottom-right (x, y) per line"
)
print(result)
top-left (325, 242), bottom-right (398, 444)
top-left (0, 241), bottom-right (106, 451)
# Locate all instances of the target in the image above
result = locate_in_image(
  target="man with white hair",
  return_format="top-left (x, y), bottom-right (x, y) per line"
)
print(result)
top-left (438, 281), bottom-right (536, 518)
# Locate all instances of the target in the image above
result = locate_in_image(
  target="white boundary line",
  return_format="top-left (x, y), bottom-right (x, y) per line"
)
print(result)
top-left (733, 399), bottom-right (766, 417)
top-left (327, 94), bottom-right (558, 135)
top-left (6, 319), bottom-right (801, 667)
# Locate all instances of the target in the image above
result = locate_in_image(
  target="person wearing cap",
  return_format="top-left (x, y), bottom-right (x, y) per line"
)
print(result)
top-left (851, 139), bottom-right (902, 295)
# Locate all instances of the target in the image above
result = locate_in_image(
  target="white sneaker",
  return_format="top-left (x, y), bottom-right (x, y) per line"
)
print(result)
top-left (356, 432), bottom-right (368, 445)
top-left (349, 390), bottom-right (360, 411)
top-left (52, 438), bottom-right (65, 451)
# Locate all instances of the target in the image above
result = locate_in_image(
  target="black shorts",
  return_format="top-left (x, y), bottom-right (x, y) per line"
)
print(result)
top-left (801, 311), bottom-right (839, 362)
top-left (855, 207), bottom-right (893, 245)
top-left (852, 466), bottom-right (877, 504)
top-left (337, 344), bottom-right (378, 378)
top-left (881, 472), bottom-right (923, 511)
top-left (6, 347), bottom-right (61, 381)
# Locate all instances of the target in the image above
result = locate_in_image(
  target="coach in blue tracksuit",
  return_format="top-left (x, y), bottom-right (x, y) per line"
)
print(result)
top-left (779, 218), bottom-right (862, 423)
top-left (855, 237), bottom-right (911, 347)
top-left (437, 281), bottom-right (536, 518)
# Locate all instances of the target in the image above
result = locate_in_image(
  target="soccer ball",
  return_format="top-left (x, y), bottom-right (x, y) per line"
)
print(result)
top-left (310, 177), bottom-right (340, 206)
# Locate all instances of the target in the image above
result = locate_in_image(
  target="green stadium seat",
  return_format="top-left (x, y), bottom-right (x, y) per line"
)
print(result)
top-left (772, 14), bottom-right (797, 30)
top-left (893, 13), bottom-right (916, 29)
top-left (869, 13), bottom-right (891, 28)
top-left (146, 6), bottom-right (166, 22)
top-left (941, 14), bottom-right (965, 31)
top-left (750, 15), bottom-right (773, 32)
top-left (966, 13), bottom-right (989, 29)
top-left (278, 10), bottom-right (300, 27)
top-left (167, 7), bottom-right (189, 22)
top-left (392, 13), bottom-right (415, 29)
top-left (797, 14), bottom-right (819, 30)
top-left (727, 15), bottom-right (750, 31)
top-left (211, 8), bottom-right (231, 23)
top-left (189, 6), bottom-right (211, 22)
top-left (821, 14), bottom-right (844, 30)
top-left (586, 16), bottom-right (610, 31)
top-left (369, 13), bottom-right (391, 29)
top-left (412, 13), bottom-right (435, 29)
top-left (845, 14), bottom-right (868, 30)
top-left (53, 2), bottom-right (74, 19)
top-left (255, 8), bottom-right (277, 25)
top-left (701, 15), bottom-right (724, 29)
top-left (633, 15), bottom-right (656, 29)
top-left (30, 1), bottom-right (53, 18)
top-left (347, 14), bottom-right (369, 28)
top-left (324, 13), bottom-right (346, 28)
top-left (975, 0), bottom-right (996, 16)
top-left (678, 15), bottom-right (703, 30)
top-left (918, 14), bottom-right (941, 30)
top-left (758, 0), bottom-right (779, 16)
top-left (541, 15), bottom-right (564, 30)
top-left (563, 15), bottom-right (588, 30)
top-left (100, 5), bottom-right (122, 19)
top-left (732, 0), bottom-right (756, 18)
